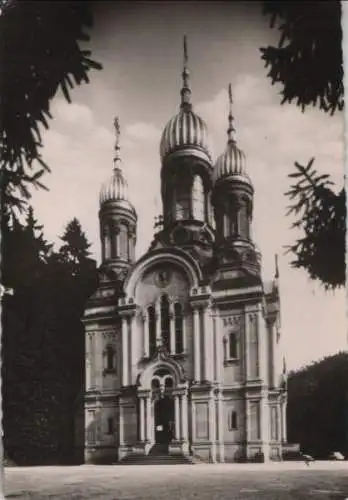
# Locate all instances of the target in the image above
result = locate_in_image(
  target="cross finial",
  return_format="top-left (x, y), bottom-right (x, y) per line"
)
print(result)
top-left (180, 35), bottom-right (192, 110)
top-left (114, 117), bottom-right (120, 145)
top-left (184, 35), bottom-right (188, 66)
top-left (227, 82), bottom-right (236, 144)
top-left (113, 116), bottom-right (121, 169)
top-left (228, 83), bottom-right (233, 107)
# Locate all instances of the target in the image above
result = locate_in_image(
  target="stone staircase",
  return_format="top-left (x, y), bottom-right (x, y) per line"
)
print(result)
top-left (119, 444), bottom-right (195, 465)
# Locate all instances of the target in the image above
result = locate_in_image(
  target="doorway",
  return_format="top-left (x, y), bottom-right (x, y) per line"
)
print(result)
top-left (154, 395), bottom-right (174, 452)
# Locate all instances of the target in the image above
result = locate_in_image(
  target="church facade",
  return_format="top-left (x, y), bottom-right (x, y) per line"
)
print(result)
top-left (83, 40), bottom-right (287, 464)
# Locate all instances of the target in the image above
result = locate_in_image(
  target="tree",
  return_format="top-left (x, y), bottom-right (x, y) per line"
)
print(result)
top-left (2, 206), bottom-right (52, 289)
top-left (287, 353), bottom-right (348, 458)
top-left (0, 3), bottom-right (101, 464)
top-left (0, 1), bottom-right (102, 220)
top-left (260, 1), bottom-right (343, 115)
top-left (59, 218), bottom-right (91, 269)
top-left (2, 213), bottom-right (98, 465)
top-left (260, 1), bottom-right (345, 290)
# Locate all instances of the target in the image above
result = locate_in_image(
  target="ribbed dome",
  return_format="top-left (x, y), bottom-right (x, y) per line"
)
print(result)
top-left (160, 109), bottom-right (211, 163)
top-left (213, 83), bottom-right (252, 186)
top-left (99, 167), bottom-right (135, 210)
top-left (214, 142), bottom-right (252, 185)
top-left (160, 36), bottom-right (212, 165)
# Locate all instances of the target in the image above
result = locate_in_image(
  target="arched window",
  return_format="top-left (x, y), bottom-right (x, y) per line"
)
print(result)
top-left (228, 332), bottom-right (238, 359)
top-left (223, 213), bottom-right (230, 238)
top-left (192, 175), bottom-right (205, 221)
top-left (111, 225), bottom-right (119, 259)
top-left (105, 345), bottom-right (116, 371)
top-left (160, 295), bottom-right (170, 350)
top-left (165, 376), bottom-right (174, 389)
top-left (238, 201), bottom-right (249, 239)
top-left (151, 377), bottom-right (160, 390)
top-left (104, 225), bottom-right (111, 260)
top-left (230, 200), bottom-right (238, 236)
top-left (119, 225), bottom-right (128, 260)
top-left (228, 410), bottom-right (238, 431)
top-left (148, 306), bottom-right (156, 356)
top-left (174, 302), bottom-right (184, 354)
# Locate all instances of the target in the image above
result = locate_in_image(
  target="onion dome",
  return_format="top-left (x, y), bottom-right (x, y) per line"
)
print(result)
top-left (213, 84), bottom-right (252, 186)
top-left (160, 36), bottom-right (212, 164)
top-left (99, 118), bottom-right (136, 213)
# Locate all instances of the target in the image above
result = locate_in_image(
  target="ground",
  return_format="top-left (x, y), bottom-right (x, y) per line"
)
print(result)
top-left (3, 462), bottom-right (348, 499)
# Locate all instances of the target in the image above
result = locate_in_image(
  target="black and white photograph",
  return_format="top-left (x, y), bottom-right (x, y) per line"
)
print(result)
top-left (1, 1), bottom-right (347, 498)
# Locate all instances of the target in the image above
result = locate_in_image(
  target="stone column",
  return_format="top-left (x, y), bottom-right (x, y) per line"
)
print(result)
top-left (88, 334), bottom-right (95, 389)
top-left (182, 312), bottom-right (187, 352)
top-left (169, 303), bottom-right (175, 355)
top-left (130, 313), bottom-right (136, 384)
top-left (119, 405), bottom-right (125, 446)
top-left (121, 316), bottom-right (129, 387)
top-left (217, 392), bottom-right (224, 462)
top-left (146, 396), bottom-right (152, 442)
top-left (127, 229), bottom-right (131, 261)
top-left (155, 300), bottom-right (161, 346)
top-left (281, 398), bottom-right (287, 443)
top-left (213, 310), bottom-right (223, 384)
top-left (143, 313), bottom-right (149, 358)
top-left (209, 396), bottom-right (217, 462)
top-left (85, 408), bottom-right (94, 446)
top-left (245, 399), bottom-right (251, 443)
top-left (181, 393), bottom-right (188, 441)
top-left (203, 306), bottom-right (213, 382)
top-left (260, 394), bottom-right (270, 461)
top-left (85, 334), bottom-right (92, 390)
top-left (86, 355), bottom-right (91, 391)
top-left (174, 394), bottom-right (180, 440)
top-left (257, 307), bottom-right (266, 382)
top-left (139, 397), bottom-right (145, 442)
top-left (193, 307), bottom-right (201, 382)
top-left (244, 309), bottom-right (251, 382)
top-left (97, 333), bottom-right (104, 390)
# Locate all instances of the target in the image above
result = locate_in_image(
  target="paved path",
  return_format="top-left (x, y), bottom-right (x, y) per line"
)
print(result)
top-left (4, 462), bottom-right (348, 499)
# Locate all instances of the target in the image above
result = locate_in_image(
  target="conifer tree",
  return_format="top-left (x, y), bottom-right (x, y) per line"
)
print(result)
top-left (261, 1), bottom-right (345, 289)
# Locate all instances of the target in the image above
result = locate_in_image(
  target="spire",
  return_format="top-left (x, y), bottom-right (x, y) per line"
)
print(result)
top-left (227, 83), bottom-right (236, 144)
top-left (113, 116), bottom-right (121, 170)
top-left (180, 35), bottom-right (192, 110)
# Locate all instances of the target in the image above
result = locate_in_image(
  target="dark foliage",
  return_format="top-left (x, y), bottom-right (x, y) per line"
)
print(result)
top-left (0, 0), bottom-right (102, 220)
top-left (2, 211), bottom-right (98, 465)
top-left (261, 2), bottom-right (345, 289)
top-left (285, 159), bottom-right (346, 290)
top-left (261, 1), bottom-right (343, 115)
top-left (287, 352), bottom-right (348, 459)
top-left (59, 218), bottom-right (92, 273)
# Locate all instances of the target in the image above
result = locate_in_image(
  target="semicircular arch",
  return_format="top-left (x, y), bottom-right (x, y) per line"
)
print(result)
top-left (124, 247), bottom-right (202, 298)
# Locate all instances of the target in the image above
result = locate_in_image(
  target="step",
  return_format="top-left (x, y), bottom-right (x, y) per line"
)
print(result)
top-left (119, 453), bottom-right (194, 465)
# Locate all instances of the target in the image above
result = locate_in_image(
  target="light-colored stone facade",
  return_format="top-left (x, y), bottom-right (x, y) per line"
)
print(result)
top-left (82, 41), bottom-right (287, 464)
top-left (83, 258), bottom-right (287, 463)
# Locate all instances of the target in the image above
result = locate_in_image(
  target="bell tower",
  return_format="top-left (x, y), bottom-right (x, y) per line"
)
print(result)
top-left (99, 118), bottom-right (137, 278)
top-left (154, 37), bottom-right (215, 262)
top-left (212, 85), bottom-right (260, 277)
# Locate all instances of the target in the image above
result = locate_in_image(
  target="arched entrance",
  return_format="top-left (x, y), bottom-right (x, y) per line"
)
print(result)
top-left (136, 354), bottom-right (188, 456)
top-left (154, 395), bottom-right (174, 449)
top-left (151, 368), bottom-right (175, 453)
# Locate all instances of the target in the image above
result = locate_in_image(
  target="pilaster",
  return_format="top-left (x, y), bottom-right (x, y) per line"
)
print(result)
top-left (169, 302), bottom-right (175, 355)
top-left (192, 307), bottom-right (201, 383)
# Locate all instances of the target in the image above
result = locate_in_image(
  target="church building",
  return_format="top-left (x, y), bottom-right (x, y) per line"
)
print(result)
top-left (83, 39), bottom-right (287, 464)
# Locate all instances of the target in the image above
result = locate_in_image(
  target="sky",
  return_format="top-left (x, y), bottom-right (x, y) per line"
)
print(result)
top-left (31, 1), bottom-right (346, 371)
